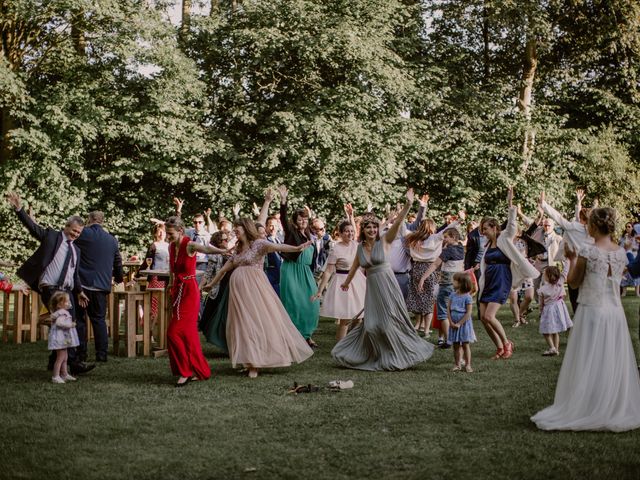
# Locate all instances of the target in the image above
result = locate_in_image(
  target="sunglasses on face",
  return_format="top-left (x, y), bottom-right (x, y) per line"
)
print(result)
top-left (194, 221), bottom-right (204, 224)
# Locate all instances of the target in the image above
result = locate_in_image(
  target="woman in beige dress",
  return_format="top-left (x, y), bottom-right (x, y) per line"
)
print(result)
top-left (210, 218), bottom-right (313, 378)
top-left (312, 210), bottom-right (366, 341)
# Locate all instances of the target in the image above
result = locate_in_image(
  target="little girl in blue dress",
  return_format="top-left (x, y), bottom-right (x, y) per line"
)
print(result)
top-left (448, 272), bottom-right (477, 372)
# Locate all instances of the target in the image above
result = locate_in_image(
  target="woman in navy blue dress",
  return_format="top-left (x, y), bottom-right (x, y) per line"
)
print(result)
top-left (478, 189), bottom-right (516, 360)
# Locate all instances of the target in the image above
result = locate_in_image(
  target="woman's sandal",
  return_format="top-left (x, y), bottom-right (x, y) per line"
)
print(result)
top-left (464, 365), bottom-right (473, 373)
top-left (451, 365), bottom-right (461, 372)
top-left (491, 348), bottom-right (504, 360)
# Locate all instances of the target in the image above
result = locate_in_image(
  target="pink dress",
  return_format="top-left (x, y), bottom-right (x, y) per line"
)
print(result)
top-left (226, 239), bottom-right (313, 368)
top-left (538, 280), bottom-right (573, 335)
top-left (320, 241), bottom-right (366, 321)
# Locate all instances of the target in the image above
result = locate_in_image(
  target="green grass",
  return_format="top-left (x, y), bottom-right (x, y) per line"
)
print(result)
top-left (1, 298), bottom-right (640, 480)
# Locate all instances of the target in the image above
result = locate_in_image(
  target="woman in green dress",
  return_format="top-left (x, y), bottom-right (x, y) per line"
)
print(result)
top-left (276, 185), bottom-right (320, 348)
top-left (332, 188), bottom-right (434, 371)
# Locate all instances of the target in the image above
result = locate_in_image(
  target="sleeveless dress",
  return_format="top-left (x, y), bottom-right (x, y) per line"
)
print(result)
top-left (479, 247), bottom-right (512, 304)
top-left (167, 236), bottom-right (211, 380)
top-left (331, 240), bottom-right (434, 371)
top-left (531, 246), bottom-right (640, 431)
top-left (226, 239), bottom-right (313, 369)
top-left (280, 245), bottom-right (320, 339)
top-left (320, 241), bottom-right (366, 321)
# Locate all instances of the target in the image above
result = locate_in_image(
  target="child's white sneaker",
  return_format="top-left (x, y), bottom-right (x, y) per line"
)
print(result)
top-left (62, 375), bottom-right (77, 382)
top-left (51, 376), bottom-right (65, 384)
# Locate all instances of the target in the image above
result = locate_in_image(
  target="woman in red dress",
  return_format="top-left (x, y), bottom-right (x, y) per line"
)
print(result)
top-left (165, 216), bottom-right (228, 387)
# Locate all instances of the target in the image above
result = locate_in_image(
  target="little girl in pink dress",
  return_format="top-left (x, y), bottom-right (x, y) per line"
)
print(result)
top-left (538, 263), bottom-right (573, 356)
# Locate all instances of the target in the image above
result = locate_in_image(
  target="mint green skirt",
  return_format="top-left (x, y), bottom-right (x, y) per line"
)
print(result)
top-left (280, 246), bottom-right (319, 339)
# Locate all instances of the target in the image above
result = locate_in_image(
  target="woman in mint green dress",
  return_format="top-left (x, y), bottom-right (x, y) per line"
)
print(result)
top-left (276, 185), bottom-right (320, 347)
top-left (332, 189), bottom-right (434, 371)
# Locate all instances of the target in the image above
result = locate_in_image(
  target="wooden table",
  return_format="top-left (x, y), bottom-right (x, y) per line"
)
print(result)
top-left (111, 290), bottom-right (151, 357)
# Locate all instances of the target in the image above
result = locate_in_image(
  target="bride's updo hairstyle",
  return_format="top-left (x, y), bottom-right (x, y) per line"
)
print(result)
top-left (588, 208), bottom-right (617, 238)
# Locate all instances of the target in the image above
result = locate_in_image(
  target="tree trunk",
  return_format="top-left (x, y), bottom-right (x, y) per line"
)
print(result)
top-left (71, 11), bottom-right (86, 56)
top-left (518, 37), bottom-right (537, 171)
top-left (0, 107), bottom-right (14, 165)
top-left (210, 0), bottom-right (219, 16)
top-left (180, 0), bottom-right (191, 44)
top-left (482, 1), bottom-right (490, 83)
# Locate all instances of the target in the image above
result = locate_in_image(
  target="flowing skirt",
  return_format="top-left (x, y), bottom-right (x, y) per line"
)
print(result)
top-left (321, 270), bottom-right (366, 321)
top-left (280, 247), bottom-right (320, 339)
top-left (531, 302), bottom-right (640, 432)
top-left (332, 264), bottom-right (434, 371)
top-left (200, 277), bottom-right (230, 354)
top-left (227, 266), bottom-right (313, 368)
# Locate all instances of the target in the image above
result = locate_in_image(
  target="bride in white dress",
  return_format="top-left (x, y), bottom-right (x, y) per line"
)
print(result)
top-left (531, 207), bottom-right (640, 432)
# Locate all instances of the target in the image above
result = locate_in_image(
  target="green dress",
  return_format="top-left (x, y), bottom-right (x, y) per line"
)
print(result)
top-left (280, 245), bottom-right (319, 339)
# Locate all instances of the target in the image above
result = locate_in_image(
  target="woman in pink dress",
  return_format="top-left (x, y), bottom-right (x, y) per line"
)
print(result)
top-left (210, 218), bottom-right (314, 378)
top-left (312, 212), bottom-right (366, 341)
top-left (165, 217), bottom-right (229, 387)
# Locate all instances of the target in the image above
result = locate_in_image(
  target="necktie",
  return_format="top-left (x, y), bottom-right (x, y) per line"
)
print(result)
top-left (56, 240), bottom-right (73, 287)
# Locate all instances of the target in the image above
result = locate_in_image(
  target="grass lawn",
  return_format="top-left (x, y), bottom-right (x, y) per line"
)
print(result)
top-left (1, 298), bottom-right (640, 480)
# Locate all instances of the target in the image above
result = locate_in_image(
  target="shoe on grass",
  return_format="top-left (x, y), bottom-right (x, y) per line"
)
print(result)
top-left (51, 376), bottom-right (65, 384)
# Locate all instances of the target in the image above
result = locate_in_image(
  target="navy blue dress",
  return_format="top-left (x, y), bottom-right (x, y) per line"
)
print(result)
top-left (480, 247), bottom-right (512, 304)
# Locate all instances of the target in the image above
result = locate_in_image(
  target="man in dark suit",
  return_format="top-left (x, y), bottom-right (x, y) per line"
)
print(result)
top-left (74, 211), bottom-right (124, 363)
top-left (7, 192), bottom-right (93, 374)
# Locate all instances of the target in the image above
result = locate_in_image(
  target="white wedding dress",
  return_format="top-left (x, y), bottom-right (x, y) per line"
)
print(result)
top-left (531, 245), bottom-right (640, 432)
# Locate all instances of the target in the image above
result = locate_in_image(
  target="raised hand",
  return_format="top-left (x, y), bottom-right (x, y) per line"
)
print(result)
top-left (406, 188), bottom-right (415, 204)
top-left (366, 202), bottom-right (373, 213)
top-left (576, 188), bottom-right (585, 204)
top-left (172, 197), bottom-right (184, 212)
top-left (344, 203), bottom-right (354, 217)
top-left (252, 202), bottom-right (260, 216)
top-left (457, 210), bottom-right (466, 222)
top-left (593, 197), bottom-right (599, 208)
top-left (204, 207), bottom-right (212, 218)
top-left (419, 193), bottom-right (429, 205)
top-left (232, 202), bottom-right (241, 218)
top-left (264, 188), bottom-right (275, 203)
top-left (539, 190), bottom-right (545, 206)
top-left (6, 191), bottom-right (21, 210)
top-left (506, 186), bottom-right (514, 208)
top-left (276, 185), bottom-right (288, 203)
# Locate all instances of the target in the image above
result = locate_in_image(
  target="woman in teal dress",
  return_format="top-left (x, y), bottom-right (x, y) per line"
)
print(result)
top-left (276, 185), bottom-right (320, 347)
top-left (332, 189), bottom-right (434, 371)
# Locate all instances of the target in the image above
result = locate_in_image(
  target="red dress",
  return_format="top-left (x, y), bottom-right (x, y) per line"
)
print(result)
top-left (167, 236), bottom-right (211, 380)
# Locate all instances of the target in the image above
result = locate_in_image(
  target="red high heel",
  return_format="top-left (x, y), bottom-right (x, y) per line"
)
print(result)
top-left (491, 348), bottom-right (504, 360)
top-left (502, 341), bottom-right (514, 359)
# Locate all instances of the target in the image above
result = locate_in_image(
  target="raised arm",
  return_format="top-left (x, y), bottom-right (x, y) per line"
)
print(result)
top-left (7, 192), bottom-right (47, 241)
top-left (277, 185), bottom-right (293, 238)
top-left (257, 188), bottom-right (276, 226)
top-left (502, 187), bottom-right (517, 241)
top-left (204, 208), bottom-right (218, 234)
top-left (407, 194), bottom-right (428, 231)
top-left (575, 188), bottom-right (585, 221)
top-left (383, 189), bottom-right (414, 244)
top-left (540, 191), bottom-right (572, 231)
top-left (344, 203), bottom-right (357, 232)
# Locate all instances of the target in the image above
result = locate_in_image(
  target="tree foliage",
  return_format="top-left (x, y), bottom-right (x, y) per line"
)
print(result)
top-left (1, 0), bottom-right (639, 260)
